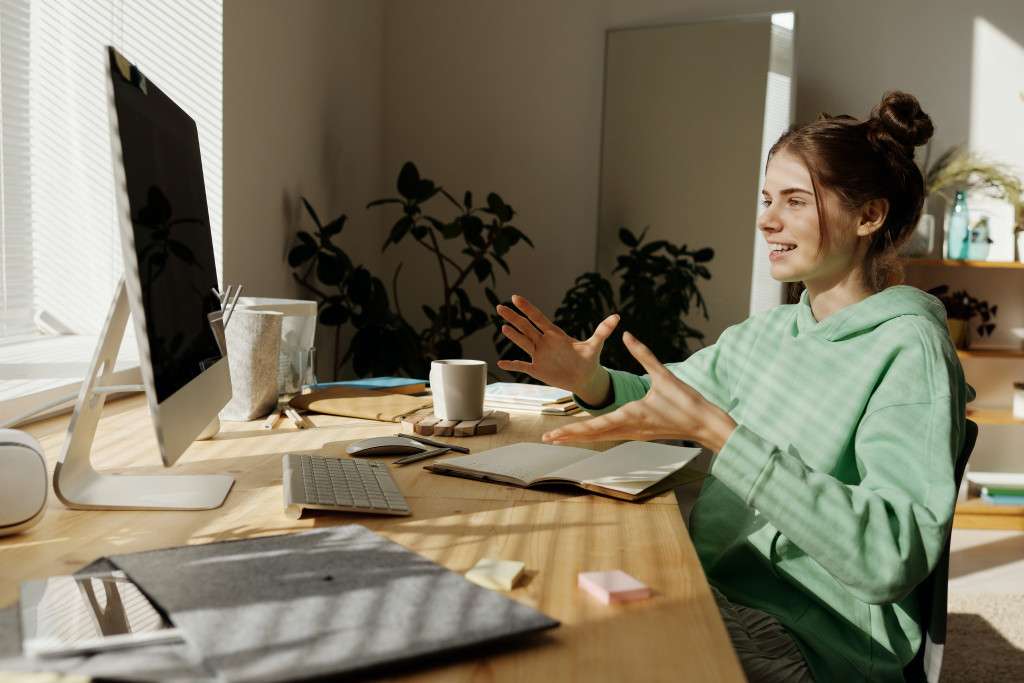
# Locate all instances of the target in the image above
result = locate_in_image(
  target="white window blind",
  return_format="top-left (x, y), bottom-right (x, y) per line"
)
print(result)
top-left (0, 0), bottom-right (222, 339)
top-left (0, 0), bottom-right (33, 337)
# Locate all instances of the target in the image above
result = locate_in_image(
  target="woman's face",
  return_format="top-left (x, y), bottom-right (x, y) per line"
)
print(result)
top-left (758, 150), bottom-right (861, 286)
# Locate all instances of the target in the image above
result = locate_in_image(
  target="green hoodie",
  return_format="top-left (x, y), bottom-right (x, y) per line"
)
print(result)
top-left (580, 285), bottom-right (974, 681)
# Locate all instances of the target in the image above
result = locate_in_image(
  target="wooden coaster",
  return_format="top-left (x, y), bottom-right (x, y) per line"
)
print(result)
top-left (402, 409), bottom-right (509, 437)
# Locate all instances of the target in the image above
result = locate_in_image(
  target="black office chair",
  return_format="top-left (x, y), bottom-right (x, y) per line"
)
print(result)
top-left (905, 417), bottom-right (978, 683)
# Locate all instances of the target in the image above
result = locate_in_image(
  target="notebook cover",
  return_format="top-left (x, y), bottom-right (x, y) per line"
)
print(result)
top-left (303, 393), bottom-right (432, 422)
top-left (108, 526), bottom-right (558, 682)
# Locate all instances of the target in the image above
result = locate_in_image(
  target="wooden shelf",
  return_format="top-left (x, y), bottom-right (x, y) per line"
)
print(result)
top-left (901, 257), bottom-right (1024, 269)
top-left (957, 348), bottom-right (1024, 360)
top-left (954, 498), bottom-right (1024, 530)
top-left (965, 408), bottom-right (1024, 425)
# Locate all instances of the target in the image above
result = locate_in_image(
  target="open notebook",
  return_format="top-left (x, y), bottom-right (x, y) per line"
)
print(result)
top-left (426, 441), bottom-right (703, 501)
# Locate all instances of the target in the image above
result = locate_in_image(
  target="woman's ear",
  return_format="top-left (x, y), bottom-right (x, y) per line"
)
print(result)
top-left (856, 198), bottom-right (889, 237)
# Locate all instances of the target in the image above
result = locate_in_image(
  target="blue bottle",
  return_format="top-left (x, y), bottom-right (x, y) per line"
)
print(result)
top-left (946, 191), bottom-right (970, 260)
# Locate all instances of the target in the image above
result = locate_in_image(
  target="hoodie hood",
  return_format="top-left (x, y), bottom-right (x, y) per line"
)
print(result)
top-left (795, 285), bottom-right (948, 341)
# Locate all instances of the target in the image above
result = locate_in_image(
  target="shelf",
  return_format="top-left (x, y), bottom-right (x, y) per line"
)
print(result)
top-left (954, 498), bottom-right (1024, 530)
top-left (901, 257), bottom-right (1024, 269)
top-left (957, 348), bottom-right (1024, 360)
top-left (965, 408), bottom-right (1024, 425)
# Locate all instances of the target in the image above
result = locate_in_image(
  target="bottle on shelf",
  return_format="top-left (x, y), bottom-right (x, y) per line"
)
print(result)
top-left (968, 216), bottom-right (993, 260)
top-left (946, 190), bottom-right (970, 260)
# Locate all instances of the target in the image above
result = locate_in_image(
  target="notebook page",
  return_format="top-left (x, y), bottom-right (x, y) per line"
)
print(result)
top-left (430, 443), bottom-right (596, 484)
top-left (546, 441), bottom-right (702, 496)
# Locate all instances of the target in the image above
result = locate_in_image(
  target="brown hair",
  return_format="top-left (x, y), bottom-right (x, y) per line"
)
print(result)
top-left (769, 91), bottom-right (934, 293)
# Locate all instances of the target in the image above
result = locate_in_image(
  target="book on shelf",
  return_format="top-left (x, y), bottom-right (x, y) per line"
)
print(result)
top-left (980, 488), bottom-right (1024, 506)
top-left (982, 485), bottom-right (1024, 497)
top-left (426, 440), bottom-right (704, 502)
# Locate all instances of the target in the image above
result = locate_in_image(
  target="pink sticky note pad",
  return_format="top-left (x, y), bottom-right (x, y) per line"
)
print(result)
top-left (578, 570), bottom-right (651, 604)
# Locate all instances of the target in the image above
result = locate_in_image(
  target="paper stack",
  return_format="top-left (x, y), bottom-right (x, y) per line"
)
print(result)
top-left (484, 382), bottom-right (580, 415)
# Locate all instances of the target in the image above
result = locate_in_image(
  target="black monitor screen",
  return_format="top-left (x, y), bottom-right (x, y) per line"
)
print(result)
top-left (109, 47), bottom-right (222, 404)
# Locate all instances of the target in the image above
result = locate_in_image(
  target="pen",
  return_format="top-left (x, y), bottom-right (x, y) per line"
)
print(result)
top-left (223, 285), bottom-right (243, 328)
top-left (392, 446), bottom-right (451, 466)
top-left (262, 409), bottom-right (282, 430)
top-left (285, 407), bottom-right (313, 430)
top-left (395, 433), bottom-right (470, 454)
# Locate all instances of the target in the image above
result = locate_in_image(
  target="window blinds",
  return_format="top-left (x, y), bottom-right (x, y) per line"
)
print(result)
top-left (0, 0), bottom-right (222, 338)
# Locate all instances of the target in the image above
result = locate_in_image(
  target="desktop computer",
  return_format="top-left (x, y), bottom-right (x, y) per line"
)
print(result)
top-left (53, 47), bottom-right (234, 510)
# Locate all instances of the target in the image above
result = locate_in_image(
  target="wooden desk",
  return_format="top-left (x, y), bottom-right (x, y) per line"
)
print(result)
top-left (0, 395), bottom-right (744, 681)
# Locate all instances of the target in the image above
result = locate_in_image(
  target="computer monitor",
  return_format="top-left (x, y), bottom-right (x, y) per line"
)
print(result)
top-left (52, 47), bottom-right (233, 510)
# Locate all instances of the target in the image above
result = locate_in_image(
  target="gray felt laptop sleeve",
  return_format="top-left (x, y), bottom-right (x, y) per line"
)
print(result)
top-left (0, 525), bottom-right (558, 682)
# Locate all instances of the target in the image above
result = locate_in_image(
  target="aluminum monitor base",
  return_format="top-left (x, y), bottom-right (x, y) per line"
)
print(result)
top-left (53, 280), bottom-right (234, 511)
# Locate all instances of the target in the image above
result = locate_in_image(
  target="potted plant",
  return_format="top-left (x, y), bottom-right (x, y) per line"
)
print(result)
top-left (288, 162), bottom-right (533, 379)
top-left (926, 285), bottom-right (998, 349)
top-left (515, 226), bottom-right (713, 376)
top-left (918, 146), bottom-right (1024, 259)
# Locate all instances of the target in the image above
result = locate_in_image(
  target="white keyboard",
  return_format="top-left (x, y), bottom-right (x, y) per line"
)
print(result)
top-left (283, 453), bottom-right (411, 518)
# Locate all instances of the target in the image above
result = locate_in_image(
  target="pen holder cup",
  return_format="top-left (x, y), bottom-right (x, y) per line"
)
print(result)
top-left (233, 297), bottom-right (318, 394)
top-left (220, 310), bottom-right (283, 421)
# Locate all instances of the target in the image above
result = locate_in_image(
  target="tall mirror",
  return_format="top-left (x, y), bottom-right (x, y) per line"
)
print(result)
top-left (597, 13), bottom-right (795, 344)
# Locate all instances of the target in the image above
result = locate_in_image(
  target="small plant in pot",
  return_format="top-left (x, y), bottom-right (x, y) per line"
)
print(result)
top-left (927, 284), bottom-right (997, 349)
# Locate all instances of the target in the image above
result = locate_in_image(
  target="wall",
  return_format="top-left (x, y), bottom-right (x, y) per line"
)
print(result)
top-left (377, 0), bottom-right (1024, 371)
top-left (223, 0), bottom-right (384, 379)
top-left (223, 0), bottom-right (1024, 389)
top-left (599, 19), bottom-right (772, 344)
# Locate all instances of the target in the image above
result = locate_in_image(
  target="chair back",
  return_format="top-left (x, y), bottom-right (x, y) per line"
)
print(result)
top-left (904, 417), bottom-right (979, 682)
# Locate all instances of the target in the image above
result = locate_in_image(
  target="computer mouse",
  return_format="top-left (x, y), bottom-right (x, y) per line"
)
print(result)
top-left (345, 436), bottom-right (427, 457)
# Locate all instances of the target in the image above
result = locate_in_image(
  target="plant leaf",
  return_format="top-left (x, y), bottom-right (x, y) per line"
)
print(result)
top-left (319, 303), bottom-right (349, 326)
top-left (464, 191), bottom-right (473, 209)
top-left (619, 227), bottom-right (638, 247)
top-left (288, 244), bottom-right (316, 267)
top-left (348, 267), bottom-right (372, 305)
top-left (366, 198), bottom-right (403, 209)
top-left (301, 196), bottom-right (323, 229)
top-left (322, 214), bottom-right (346, 236)
top-left (474, 259), bottom-right (492, 283)
top-left (317, 252), bottom-right (344, 285)
top-left (693, 247), bottom-right (714, 262)
top-left (397, 162), bottom-right (420, 200)
top-left (383, 216), bottom-right (413, 250)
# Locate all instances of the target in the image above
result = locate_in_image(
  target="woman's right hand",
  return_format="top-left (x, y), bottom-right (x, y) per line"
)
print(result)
top-left (495, 294), bottom-right (620, 405)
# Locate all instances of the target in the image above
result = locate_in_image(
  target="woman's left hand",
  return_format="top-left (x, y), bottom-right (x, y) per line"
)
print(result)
top-left (542, 332), bottom-right (737, 452)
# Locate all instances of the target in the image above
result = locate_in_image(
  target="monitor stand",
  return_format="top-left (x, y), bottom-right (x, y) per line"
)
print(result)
top-left (53, 280), bottom-right (234, 511)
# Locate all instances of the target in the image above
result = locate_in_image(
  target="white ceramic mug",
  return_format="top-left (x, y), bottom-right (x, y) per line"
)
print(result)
top-left (430, 359), bottom-right (487, 421)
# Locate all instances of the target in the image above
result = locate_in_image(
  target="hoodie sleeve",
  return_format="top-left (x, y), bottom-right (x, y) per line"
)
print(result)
top-left (711, 384), bottom-right (966, 605)
top-left (573, 317), bottom-right (755, 415)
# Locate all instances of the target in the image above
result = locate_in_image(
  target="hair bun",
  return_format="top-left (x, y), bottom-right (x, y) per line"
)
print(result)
top-left (869, 91), bottom-right (934, 154)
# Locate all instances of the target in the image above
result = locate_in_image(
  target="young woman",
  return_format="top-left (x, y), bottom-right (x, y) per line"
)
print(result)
top-left (495, 91), bottom-right (974, 682)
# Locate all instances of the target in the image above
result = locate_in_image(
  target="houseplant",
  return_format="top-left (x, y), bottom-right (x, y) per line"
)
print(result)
top-left (521, 226), bottom-right (713, 376)
top-left (289, 198), bottom-right (422, 378)
top-left (926, 284), bottom-right (998, 349)
top-left (917, 146), bottom-right (1024, 259)
top-left (289, 162), bottom-right (533, 379)
top-left (367, 162), bottom-right (533, 363)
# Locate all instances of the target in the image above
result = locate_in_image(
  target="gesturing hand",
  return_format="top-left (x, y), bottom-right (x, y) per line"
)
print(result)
top-left (496, 294), bottom-right (619, 403)
top-left (541, 331), bottom-right (736, 451)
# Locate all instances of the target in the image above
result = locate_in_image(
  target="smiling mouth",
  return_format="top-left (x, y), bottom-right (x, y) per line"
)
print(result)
top-left (769, 244), bottom-right (797, 261)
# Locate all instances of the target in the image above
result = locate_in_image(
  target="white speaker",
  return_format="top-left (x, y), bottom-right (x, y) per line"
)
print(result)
top-left (0, 429), bottom-right (47, 536)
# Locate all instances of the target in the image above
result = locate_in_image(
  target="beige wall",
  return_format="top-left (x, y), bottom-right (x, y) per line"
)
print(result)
top-left (223, 0), bottom-right (384, 378)
top-left (376, 0), bottom-right (1024, 365)
top-left (599, 19), bottom-right (772, 344)
top-left (224, 0), bottom-right (1024, 382)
